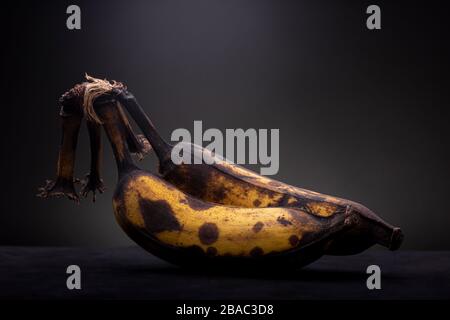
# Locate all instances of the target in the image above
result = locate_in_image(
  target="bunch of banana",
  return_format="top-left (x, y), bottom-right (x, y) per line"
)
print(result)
top-left (111, 86), bottom-right (404, 255)
top-left (38, 76), bottom-right (403, 269)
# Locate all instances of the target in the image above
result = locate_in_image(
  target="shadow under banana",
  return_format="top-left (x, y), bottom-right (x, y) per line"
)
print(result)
top-left (38, 75), bottom-right (404, 269)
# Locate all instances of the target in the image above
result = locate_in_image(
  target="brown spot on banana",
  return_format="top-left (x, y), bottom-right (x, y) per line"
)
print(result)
top-left (277, 216), bottom-right (293, 226)
top-left (277, 194), bottom-right (291, 207)
top-left (138, 197), bottom-right (182, 234)
top-left (198, 222), bottom-right (219, 245)
top-left (252, 222), bottom-right (264, 233)
top-left (289, 235), bottom-right (300, 247)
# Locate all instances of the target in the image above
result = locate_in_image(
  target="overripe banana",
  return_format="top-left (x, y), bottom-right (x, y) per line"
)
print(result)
top-left (99, 100), bottom-right (357, 267)
top-left (108, 87), bottom-right (404, 255)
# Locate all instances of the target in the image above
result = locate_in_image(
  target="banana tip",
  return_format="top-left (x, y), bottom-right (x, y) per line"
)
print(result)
top-left (389, 227), bottom-right (404, 251)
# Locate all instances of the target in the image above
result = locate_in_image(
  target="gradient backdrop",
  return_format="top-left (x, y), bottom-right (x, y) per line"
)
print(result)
top-left (1, 0), bottom-right (448, 249)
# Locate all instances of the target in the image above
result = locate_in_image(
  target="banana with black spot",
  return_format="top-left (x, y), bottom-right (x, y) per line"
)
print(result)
top-left (111, 88), bottom-right (404, 254)
top-left (40, 98), bottom-right (357, 268)
top-left (94, 101), bottom-right (357, 268)
top-left (39, 78), bottom-right (404, 261)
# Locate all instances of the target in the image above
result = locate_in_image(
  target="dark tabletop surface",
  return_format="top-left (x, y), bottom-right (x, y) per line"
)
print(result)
top-left (0, 246), bottom-right (448, 300)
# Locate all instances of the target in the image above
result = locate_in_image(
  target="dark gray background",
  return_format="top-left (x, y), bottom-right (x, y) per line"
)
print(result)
top-left (1, 0), bottom-right (448, 249)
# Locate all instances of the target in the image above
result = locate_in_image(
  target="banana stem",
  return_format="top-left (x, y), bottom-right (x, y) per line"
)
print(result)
top-left (37, 110), bottom-right (82, 202)
top-left (86, 121), bottom-right (102, 182)
top-left (82, 99), bottom-right (150, 200)
top-left (56, 112), bottom-right (81, 180)
top-left (115, 90), bottom-right (172, 162)
top-left (117, 102), bottom-right (150, 158)
top-left (94, 102), bottom-right (137, 178)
